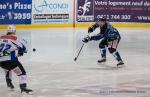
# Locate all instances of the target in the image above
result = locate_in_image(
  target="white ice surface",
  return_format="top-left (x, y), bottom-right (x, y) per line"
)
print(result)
top-left (0, 28), bottom-right (150, 97)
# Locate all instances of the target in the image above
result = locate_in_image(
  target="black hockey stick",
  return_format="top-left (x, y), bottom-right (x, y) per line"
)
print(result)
top-left (74, 32), bottom-right (90, 61)
top-left (74, 43), bottom-right (85, 61)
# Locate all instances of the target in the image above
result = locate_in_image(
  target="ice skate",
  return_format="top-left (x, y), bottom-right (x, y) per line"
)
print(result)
top-left (117, 61), bottom-right (125, 68)
top-left (21, 88), bottom-right (33, 94)
top-left (97, 58), bottom-right (106, 63)
top-left (6, 79), bottom-right (14, 90)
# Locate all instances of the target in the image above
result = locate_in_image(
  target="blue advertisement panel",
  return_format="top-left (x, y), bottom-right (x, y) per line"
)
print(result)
top-left (0, 0), bottom-right (32, 24)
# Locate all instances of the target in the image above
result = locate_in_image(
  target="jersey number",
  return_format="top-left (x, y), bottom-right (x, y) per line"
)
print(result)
top-left (0, 43), bottom-right (11, 52)
top-left (0, 43), bottom-right (11, 57)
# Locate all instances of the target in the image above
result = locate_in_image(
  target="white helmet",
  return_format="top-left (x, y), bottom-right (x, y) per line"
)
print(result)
top-left (7, 25), bottom-right (16, 35)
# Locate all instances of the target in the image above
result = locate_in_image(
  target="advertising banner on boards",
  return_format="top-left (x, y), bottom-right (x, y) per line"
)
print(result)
top-left (77, 0), bottom-right (150, 23)
top-left (0, 0), bottom-right (32, 24)
top-left (32, 0), bottom-right (72, 24)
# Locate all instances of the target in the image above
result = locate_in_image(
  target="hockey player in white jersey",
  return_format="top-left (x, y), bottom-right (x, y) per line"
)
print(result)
top-left (0, 25), bottom-right (33, 94)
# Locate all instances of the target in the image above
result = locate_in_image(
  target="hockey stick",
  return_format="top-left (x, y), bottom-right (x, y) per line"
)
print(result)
top-left (74, 33), bottom-right (90, 61)
top-left (74, 43), bottom-right (85, 61)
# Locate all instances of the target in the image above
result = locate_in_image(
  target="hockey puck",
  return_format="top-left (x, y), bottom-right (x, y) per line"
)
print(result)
top-left (33, 48), bottom-right (36, 52)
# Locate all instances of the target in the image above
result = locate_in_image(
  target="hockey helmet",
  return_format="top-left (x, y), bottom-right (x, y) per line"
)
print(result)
top-left (98, 16), bottom-right (107, 22)
top-left (7, 25), bottom-right (16, 35)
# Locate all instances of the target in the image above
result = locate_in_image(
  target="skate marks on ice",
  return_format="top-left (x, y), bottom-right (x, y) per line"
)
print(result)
top-left (0, 28), bottom-right (150, 97)
top-left (29, 63), bottom-right (150, 97)
top-left (81, 62), bottom-right (125, 71)
top-left (1, 80), bottom-right (150, 97)
top-left (0, 88), bottom-right (33, 97)
top-left (67, 81), bottom-right (150, 97)
top-left (64, 73), bottom-right (150, 97)
top-left (32, 79), bottom-right (150, 97)
top-left (96, 63), bottom-right (123, 70)
top-left (83, 64), bottom-right (120, 71)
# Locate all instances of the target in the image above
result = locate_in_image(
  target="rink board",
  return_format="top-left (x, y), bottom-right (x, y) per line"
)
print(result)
top-left (0, 23), bottom-right (150, 30)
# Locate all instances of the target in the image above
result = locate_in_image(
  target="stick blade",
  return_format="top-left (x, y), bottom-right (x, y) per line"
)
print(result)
top-left (74, 57), bottom-right (77, 61)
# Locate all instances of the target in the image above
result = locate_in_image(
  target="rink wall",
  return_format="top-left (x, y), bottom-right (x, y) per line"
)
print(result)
top-left (0, 0), bottom-right (150, 29)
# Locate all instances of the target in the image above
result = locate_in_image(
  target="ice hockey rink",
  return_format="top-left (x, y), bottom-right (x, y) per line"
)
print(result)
top-left (0, 28), bottom-right (150, 97)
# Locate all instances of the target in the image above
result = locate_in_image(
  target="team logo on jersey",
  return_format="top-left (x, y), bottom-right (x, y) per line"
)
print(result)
top-left (77, 0), bottom-right (94, 22)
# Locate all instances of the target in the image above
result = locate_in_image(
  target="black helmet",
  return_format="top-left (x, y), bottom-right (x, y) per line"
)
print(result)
top-left (98, 16), bottom-right (107, 22)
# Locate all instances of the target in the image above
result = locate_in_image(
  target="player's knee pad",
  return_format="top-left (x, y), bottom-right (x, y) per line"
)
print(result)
top-left (108, 48), bottom-right (116, 54)
top-left (13, 66), bottom-right (26, 76)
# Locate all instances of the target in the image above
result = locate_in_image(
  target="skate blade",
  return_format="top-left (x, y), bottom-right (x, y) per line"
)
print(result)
top-left (117, 64), bottom-right (125, 68)
top-left (21, 91), bottom-right (33, 95)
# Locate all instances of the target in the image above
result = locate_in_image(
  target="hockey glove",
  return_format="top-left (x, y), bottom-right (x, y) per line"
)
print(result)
top-left (88, 27), bottom-right (93, 33)
top-left (82, 36), bottom-right (91, 43)
top-left (18, 48), bottom-right (24, 56)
